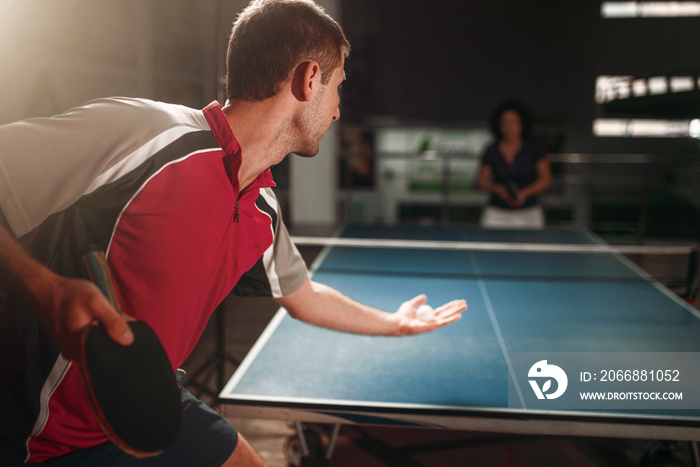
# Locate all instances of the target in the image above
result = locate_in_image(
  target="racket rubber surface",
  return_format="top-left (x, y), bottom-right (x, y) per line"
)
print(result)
top-left (80, 321), bottom-right (181, 457)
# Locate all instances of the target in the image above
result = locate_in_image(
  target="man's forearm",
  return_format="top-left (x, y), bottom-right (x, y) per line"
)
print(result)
top-left (0, 223), bottom-right (58, 315)
top-left (277, 278), bottom-right (466, 337)
top-left (277, 279), bottom-right (401, 335)
top-left (0, 223), bottom-right (133, 358)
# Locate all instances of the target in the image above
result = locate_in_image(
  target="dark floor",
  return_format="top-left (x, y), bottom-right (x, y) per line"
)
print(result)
top-left (181, 244), bottom-right (700, 467)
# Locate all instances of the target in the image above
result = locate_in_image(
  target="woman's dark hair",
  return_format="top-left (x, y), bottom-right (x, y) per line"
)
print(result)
top-left (488, 99), bottom-right (533, 141)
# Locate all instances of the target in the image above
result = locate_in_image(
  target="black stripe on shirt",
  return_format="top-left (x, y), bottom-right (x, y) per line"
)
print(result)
top-left (233, 192), bottom-right (278, 298)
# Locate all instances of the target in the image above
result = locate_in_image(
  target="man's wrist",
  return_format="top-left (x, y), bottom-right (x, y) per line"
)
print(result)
top-left (12, 260), bottom-right (61, 320)
top-left (384, 310), bottom-right (414, 336)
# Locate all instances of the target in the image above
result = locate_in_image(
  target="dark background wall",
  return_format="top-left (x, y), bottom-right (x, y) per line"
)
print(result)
top-left (340, 0), bottom-right (700, 155)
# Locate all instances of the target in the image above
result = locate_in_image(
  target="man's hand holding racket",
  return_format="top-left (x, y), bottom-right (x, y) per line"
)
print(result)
top-left (35, 274), bottom-right (134, 361)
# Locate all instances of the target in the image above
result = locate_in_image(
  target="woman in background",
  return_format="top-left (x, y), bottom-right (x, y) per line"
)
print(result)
top-left (477, 100), bottom-right (552, 229)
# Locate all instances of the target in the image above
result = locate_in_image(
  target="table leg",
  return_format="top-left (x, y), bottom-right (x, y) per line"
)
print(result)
top-left (690, 441), bottom-right (699, 467)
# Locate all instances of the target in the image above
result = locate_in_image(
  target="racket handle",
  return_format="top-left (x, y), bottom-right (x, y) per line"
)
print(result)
top-left (82, 249), bottom-right (123, 315)
top-left (506, 182), bottom-right (519, 199)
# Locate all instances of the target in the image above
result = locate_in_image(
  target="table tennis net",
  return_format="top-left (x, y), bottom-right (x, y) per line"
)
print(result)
top-left (292, 235), bottom-right (698, 301)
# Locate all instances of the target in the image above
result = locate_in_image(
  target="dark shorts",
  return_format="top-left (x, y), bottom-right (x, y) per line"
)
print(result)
top-left (19, 370), bottom-right (237, 467)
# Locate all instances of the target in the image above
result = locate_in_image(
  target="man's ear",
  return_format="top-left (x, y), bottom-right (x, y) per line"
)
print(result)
top-left (291, 61), bottom-right (321, 102)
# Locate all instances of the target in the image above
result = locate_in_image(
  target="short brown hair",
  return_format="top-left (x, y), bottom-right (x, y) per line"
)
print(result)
top-left (226, 0), bottom-right (350, 101)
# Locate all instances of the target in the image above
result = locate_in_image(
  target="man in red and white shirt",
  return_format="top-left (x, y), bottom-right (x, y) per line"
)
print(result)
top-left (0, 1), bottom-right (466, 466)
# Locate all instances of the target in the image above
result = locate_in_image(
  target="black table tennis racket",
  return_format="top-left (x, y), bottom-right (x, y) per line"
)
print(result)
top-left (506, 181), bottom-right (519, 199)
top-left (79, 249), bottom-right (181, 458)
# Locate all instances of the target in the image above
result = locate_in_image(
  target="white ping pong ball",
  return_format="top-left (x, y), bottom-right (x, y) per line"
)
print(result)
top-left (417, 304), bottom-right (434, 321)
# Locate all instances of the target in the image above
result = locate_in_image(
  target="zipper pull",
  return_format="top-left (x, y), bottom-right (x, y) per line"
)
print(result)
top-left (233, 201), bottom-right (240, 223)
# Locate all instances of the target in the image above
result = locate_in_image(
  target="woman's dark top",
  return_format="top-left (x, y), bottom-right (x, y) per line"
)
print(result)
top-left (480, 140), bottom-right (546, 210)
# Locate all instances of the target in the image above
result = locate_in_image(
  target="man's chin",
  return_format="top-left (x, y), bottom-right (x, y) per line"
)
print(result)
top-left (292, 147), bottom-right (320, 158)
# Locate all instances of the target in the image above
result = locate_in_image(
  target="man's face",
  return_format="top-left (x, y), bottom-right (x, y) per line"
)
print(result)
top-left (294, 55), bottom-right (345, 157)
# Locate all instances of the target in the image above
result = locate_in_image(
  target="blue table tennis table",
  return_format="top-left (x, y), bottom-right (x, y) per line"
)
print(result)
top-left (219, 225), bottom-right (700, 464)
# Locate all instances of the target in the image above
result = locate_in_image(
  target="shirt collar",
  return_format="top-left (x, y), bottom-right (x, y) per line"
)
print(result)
top-left (202, 101), bottom-right (275, 190)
